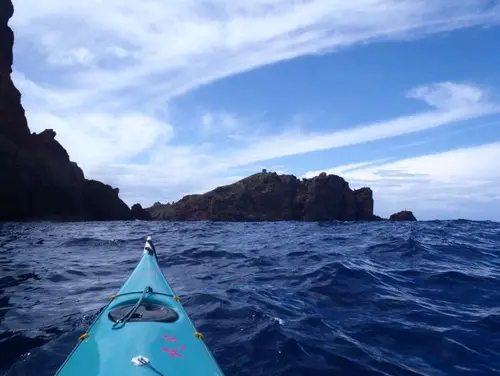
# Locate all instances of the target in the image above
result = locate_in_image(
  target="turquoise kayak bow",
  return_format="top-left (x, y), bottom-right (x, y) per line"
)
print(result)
top-left (56, 236), bottom-right (225, 376)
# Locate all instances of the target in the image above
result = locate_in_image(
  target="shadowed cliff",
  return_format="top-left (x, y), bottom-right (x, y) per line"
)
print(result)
top-left (0, 1), bottom-right (132, 221)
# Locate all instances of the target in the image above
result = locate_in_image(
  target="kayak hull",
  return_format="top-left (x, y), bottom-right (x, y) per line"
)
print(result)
top-left (55, 237), bottom-right (224, 376)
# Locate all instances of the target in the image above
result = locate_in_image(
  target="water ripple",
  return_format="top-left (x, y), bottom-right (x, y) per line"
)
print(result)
top-left (1, 220), bottom-right (499, 375)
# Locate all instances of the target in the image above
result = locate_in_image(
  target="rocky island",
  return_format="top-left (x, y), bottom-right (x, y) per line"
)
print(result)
top-left (389, 210), bottom-right (417, 221)
top-left (136, 171), bottom-right (416, 222)
top-left (0, 0), bottom-right (132, 221)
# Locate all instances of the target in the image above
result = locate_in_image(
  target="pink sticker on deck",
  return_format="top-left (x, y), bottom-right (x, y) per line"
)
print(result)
top-left (162, 347), bottom-right (183, 358)
top-left (163, 334), bottom-right (177, 342)
top-left (161, 334), bottom-right (187, 358)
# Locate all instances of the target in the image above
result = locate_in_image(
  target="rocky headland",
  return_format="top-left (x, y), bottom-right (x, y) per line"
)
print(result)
top-left (0, 0), bottom-right (133, 221)
top-left (139, 171), bottom-right (417, 222)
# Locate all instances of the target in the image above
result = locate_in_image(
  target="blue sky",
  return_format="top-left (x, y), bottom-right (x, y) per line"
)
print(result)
top-left (9, 0), bottom-right (500, 220)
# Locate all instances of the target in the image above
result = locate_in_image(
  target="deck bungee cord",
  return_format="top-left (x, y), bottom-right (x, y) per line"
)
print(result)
top-left (112, 285), bottom-right (153, 329)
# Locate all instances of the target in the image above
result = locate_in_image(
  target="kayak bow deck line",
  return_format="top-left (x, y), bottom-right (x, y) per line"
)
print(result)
top-left (55, 236), bottom-right (225, 376)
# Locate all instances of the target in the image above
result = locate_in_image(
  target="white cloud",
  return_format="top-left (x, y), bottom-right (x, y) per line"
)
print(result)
top-left (406, 82), bottom-right (491, 109)
top-left (26, 111), bottom-right (173, 172)
top-left (15, 74), bottom-right (173, 173)
top-left (12, 72), bottom-right (90, 111)
top-left (105, 46), bottom-right (134, 59)
top-left (199, 111), bottom-right (239, 135)
top-left (46, 47), bottom-right (94, 67)
top-left (201, 113), bottom-right (214, 132)
top-left (304, 142), bottom-right (500, 220)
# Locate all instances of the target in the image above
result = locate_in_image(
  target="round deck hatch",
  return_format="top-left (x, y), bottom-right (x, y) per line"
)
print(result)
top-left (108, 303), bottom-right (179, 323)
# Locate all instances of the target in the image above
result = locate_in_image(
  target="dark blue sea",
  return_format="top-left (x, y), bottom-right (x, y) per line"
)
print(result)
top-left (1, 220), bottom-right (500, 375)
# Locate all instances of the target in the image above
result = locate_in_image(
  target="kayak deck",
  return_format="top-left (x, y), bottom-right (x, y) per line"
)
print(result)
top-left (56, 237), bottom-right (224, 376)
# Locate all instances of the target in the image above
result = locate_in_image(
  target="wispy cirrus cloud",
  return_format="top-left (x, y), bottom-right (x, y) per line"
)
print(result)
top-left (199, 111), bottom-right (240, 136)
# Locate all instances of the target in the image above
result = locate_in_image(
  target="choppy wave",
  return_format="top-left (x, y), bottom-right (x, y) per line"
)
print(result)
top-left (1, 220), bottom-right (500, 375)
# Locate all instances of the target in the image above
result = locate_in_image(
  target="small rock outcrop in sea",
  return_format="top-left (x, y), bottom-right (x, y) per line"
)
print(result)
top-left (144, 171), bottom-right (381, 221)
top-left (389, 210), bottom-right (417, 221)
top-left (131, 204), bottom-right (152, 220)
top-left (0, 1), bottom-right (133, 221)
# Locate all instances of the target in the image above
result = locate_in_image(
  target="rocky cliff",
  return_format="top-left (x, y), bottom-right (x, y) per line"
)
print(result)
top-left (0, 1), bottom-right (133, 221)
top-left (145, 171), bottom-right (379, 221)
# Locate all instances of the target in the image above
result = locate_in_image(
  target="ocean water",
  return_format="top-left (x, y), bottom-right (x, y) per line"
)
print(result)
top-left (1, 220), bottom-right (500, 376)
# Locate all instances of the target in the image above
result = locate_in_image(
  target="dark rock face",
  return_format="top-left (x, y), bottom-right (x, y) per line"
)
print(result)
top-left (0, 1), bottom-right (133, 221)
top-left (131, 203), bottom-right (152, 220)
top-left (146, 172), bottom-right (379, 221)
top-left (389, 210), bottom-right (417, 221)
